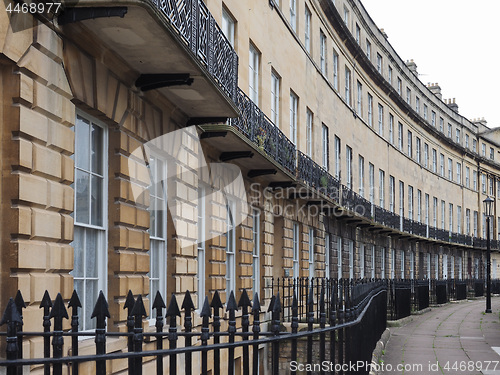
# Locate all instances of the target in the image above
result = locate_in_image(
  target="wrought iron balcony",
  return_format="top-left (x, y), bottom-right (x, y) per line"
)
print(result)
top-left (340, 185), bottom-right (372, 219)
top-left (156, 0), bottom-right (238, 100)
top-left (374, 206), bottom-right (399, 230)
top-left (230, 88), bottom-right (296, 174)
top-left (297, 152), bottom-right (340, 202)
top-left (62, 0), bottom-right (239, 118)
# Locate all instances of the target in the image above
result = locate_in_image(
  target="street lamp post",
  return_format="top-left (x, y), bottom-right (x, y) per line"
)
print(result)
top-left (483, 196), bottom-right (493, 314)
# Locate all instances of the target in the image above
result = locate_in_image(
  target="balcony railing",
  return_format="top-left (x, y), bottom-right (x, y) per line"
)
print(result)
top-left (230, 88), bottom-right (296, 174)
top-left (227, 88), bottom-right (492, 250)
top-left (157, 0), bottom-right (238, 100)
top-left (341, 185), bottom-right (372, 219)
top-left (297, 152), bottom-right (340, 202)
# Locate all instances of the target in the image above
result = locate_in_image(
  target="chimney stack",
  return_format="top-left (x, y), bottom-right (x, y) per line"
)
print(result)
top-left (445, 98), bottom-right (459, 113)
top-left (472, 117), bottom-right (487, 128)
top-left (380, 28), bottom-right (388, 39)
top-left (406, 59), bottom-right (418, 76)
top-left (427, 82), bottom-right (442, 100)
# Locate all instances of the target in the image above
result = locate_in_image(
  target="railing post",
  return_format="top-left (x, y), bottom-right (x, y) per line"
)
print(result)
top-left (238, 289), bottom-right (252, 375)
top-left (210, 291), bottom-right (223, 375)
top-left (271, 293), bottom-right (281, 375)
top-left (68, 290), bottom-right (82, 375)
top-left (1, 298), bottom-right (22, 375)
top-left (200, 296), bottom-right (211, 375)
top-left (182, 290), bottom-right (195, 375)
top-left (91, 291), bottom-right (110, 375)
top-left (319, 285), bottom-right (326, 375)
top-left (227, 291), bottom-right (238, 375)
top-left (251, 293), bottom-right (261, 375)
top-left (290, 293), bottom-right (298, 375)
top-left (307, 286), bottom-right (314, 375)
top-left (13, 291), bottom-right (25, 375)
top-left (166, 294), bottom-right (181, 375)
top-left (124, 290), bottom-right (135, 375)
top-left (49, 293), bottom-right (69, 375)
top-left (152, 291), bottom-right (166, 375)
top-left (330, 279), bottom-right (337, 368)
top-left (40, 290), bottom-right (52, 375)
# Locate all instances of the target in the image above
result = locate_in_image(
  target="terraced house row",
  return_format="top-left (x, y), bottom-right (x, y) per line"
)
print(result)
top-left (0, 0), bottom-right (499, 372)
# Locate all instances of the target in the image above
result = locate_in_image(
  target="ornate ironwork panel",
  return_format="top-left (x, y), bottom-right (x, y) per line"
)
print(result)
top-left (196, 1), bottom-right (209, 65)
top-left (296, 152), bottom-right (340, 201)
top-left (155, 0), bottom-right (238, 101)
top-left (158, 0), bottom-right (192, 43)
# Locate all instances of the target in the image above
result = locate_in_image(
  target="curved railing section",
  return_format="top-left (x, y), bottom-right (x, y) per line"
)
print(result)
top-left (228, 87), bottom-right (496, 250)
top-left (230, 88), bottom-right (296, 174)
top-left (157, 0), bottom-right (238, 100)
top-left (297, 151), bottom-right (340, 202)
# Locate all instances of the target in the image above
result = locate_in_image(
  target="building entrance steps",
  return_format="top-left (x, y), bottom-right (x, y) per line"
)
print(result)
top-left (380, 297), bottom-right (500, 375)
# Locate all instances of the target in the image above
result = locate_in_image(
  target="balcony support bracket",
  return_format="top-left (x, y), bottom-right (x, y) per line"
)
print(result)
top-left (220, 151), bottom-right (254, 162)
top-left (247, 169), bottom-right (277, 178)
top-left (200, 131), bottom-right (228, 140)
top-left (135, 74), bottom-right (194, 92)
top-left (58, 7), bottom-right (128, 25)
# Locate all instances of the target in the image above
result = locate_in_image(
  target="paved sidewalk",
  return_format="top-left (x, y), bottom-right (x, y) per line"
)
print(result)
top-left (380, 297), bottom-right (500, 375)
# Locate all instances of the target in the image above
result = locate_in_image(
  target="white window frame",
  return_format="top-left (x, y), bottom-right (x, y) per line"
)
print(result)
top-left (290, 0), bottom-right (296, 31)
top-left (345, 66), bottom-right (351, 105)
top-left (320, 31), bottom-right (327, 75)
top-left (389, 114), bottom-right (394, 144)
top-left (367, 93), bottom-right (373, 126)
top-left (358, 155), bottom-right (364, 197)
top-left (378, 103), bottom-right (384, 135)
top-left (325, 233), bottom-right (331, 278)
top-left (357, 81), bottom-right (362, 115)
top-left (221, 8), bottom-right (235, 47)
top-left (305, 6), bottom-right (311, 52)
top-left (333, 50), bottom-right (339, 90)
top-left (360, 244), bottom-right (365, 279)
top-left (346, 146), bottom-right (353, 189)
top-left (306, 109), bottom-right (313, 157)
top-left (348, 240), bottom-right (354, 279)
top-left (322, 123), bottom-right (329, 170)
top-left (308, 228), bottom-right (315, 278)
top-left (379, 169), bottom-right (385, 207)
top-left (249, 43), bottom-right (260, 105)
top-left (197, 184), bottom-right (206, 311)
top-left (290, 91), bottom-right (298, 145)
top-left (335, 136), bottom-right (341, 179)
top-left (337, 236), bottom-right (342, 279)
top-left (148, 154), bottom-right (168, 321)
top-left (271, 70), bottom-right (280, 126)
top-left (73, 112), bottom-right (108, 332)
top-left (252, 209), bottom-right (260, 296)
top-left (226, 200), bottom-right (236, 295)
top-left (293, 223), bottom-right (300, 278)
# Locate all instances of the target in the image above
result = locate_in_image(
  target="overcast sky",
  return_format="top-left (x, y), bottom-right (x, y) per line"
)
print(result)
top-left (361, 0), bottom-right (500, 129)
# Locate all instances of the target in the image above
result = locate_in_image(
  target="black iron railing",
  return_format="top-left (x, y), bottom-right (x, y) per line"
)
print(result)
top-left (341, 185), bottom-right (372, 219)
top-left (387, 278), bottom-right (493, 320)
top-left (230, 88), bottom-right (296, 174)
top-left (0, 282), bottom-right (387, 375)
top-left (156, 0), bottom-right (238, 100)
top-left (297, 151), bottom-right (340, 202)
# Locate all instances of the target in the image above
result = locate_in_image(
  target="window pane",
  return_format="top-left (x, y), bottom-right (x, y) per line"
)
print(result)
top-left (156, 198), bottom-right (164, 238)
top-left (86, 229), bottom-right (98, 278)
top-left (85, 280), bottom-right (98, 330)
top-left (91, 175), bottom-right (103, 226)
top-left (75, 169), bottom-right (90, 224)
top-left (73, 227), bottom-right (85, 277)
top-left (91, 124), bottom-right (103, 175)
top-left (76, 116), bottom-right (90, 170)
